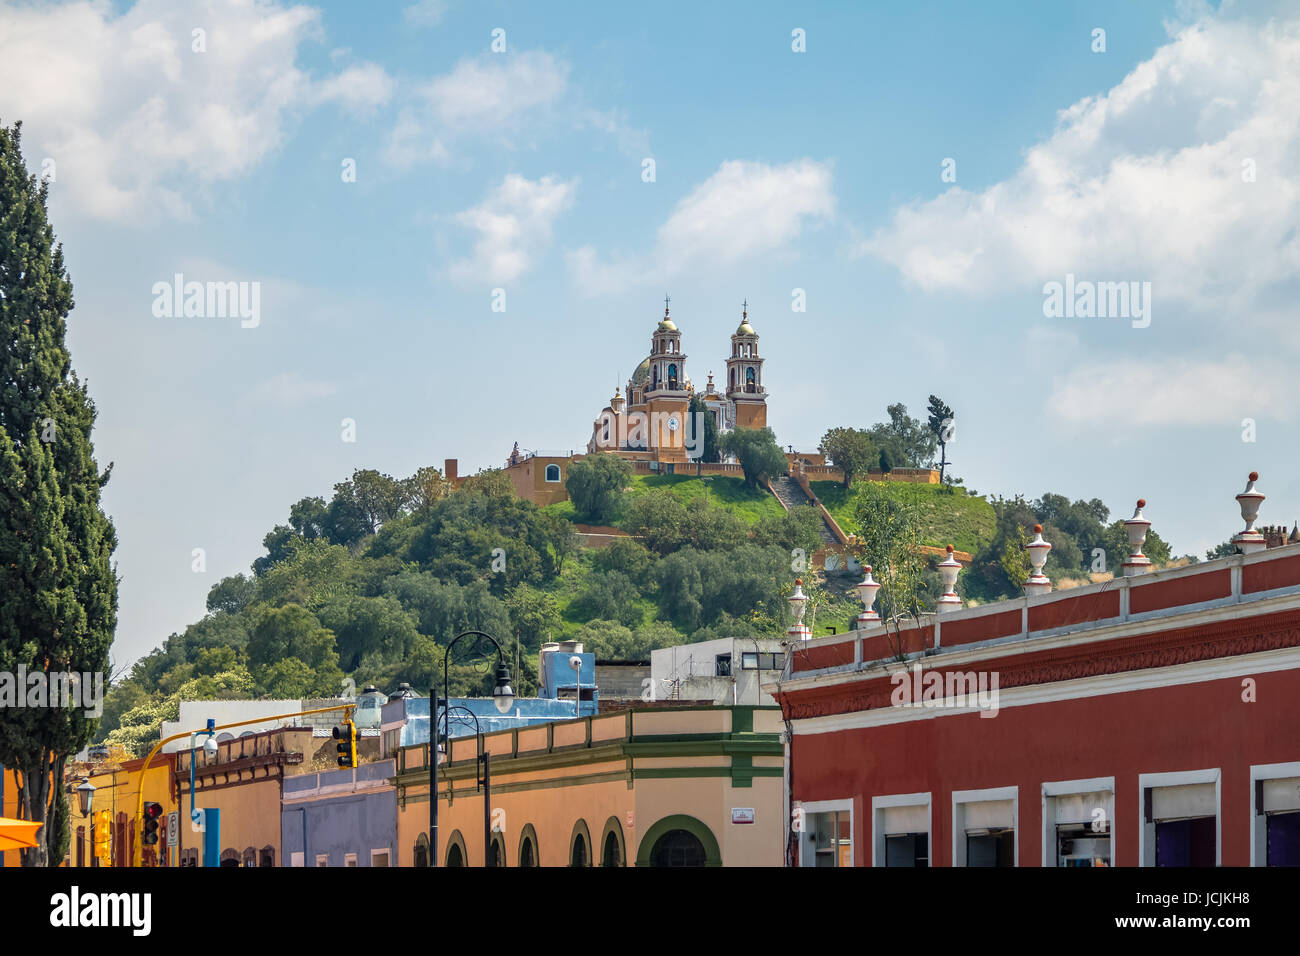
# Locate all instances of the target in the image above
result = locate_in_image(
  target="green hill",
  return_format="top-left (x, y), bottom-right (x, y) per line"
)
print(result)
top-left (546, 473), bottom-right (785, 528)
top-left (812, 480), bottom-right (996, 555)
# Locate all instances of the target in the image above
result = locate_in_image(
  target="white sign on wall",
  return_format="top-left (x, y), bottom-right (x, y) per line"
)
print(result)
top-left (731, 808), bottom-right (756, 825)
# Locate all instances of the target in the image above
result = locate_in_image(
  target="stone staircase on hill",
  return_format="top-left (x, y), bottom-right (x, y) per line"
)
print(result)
top-left (770, 476), bottom-right (839, 546)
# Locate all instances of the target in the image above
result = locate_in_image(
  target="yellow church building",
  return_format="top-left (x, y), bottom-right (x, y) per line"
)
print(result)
top-left (588, 299), bottom-right (768, 467)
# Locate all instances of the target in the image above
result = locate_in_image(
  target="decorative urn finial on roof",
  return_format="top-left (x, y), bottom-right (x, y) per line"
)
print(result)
top-left (936, 545), bottom-right (963, 614)
top-left (1234, 472), bottom-right (1267, 554)
top-left (1024, 524), bottom-right (1053, 597)
top-left (855, 566), bottom-right (881, 627)
top-left (1122, 499), bottom-right (1153, 575)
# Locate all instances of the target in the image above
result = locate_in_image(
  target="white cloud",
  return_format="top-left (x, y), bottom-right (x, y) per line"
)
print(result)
top-left (858, 12), bottom-right (1300, 309)
top-left (403, 0), bottom-right (449, 27)
top-left (568, 159), bottom-right (835, 295)
top-left (312, 62), bottom-right (395, 116)
top-left (384, 50), bottom-right (568, 169)
top-left (422, 51), bottom-right (567, 127)
top-left (1047, 354), bottom-right (1295, 426)
top-left (446, 174), bottom-right (576, 283)
top-left (0, 0), bottom-right (393, 220)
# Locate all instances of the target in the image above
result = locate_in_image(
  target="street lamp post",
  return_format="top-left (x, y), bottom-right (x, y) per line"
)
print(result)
top-left (75, 776), bottom-right (94, 867)
top-left (429, 630), bottom-right (514, 868)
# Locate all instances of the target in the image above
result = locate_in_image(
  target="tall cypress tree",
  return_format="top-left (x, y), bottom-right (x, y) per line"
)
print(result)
top-left (0, 121), bottom-right (118, 866)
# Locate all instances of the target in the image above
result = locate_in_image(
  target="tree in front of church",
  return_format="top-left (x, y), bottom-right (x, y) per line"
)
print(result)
top-left (566, 452), bottom-right (631, 523)
top-left (687, 394), bottom-right (719, 465)
top-left (926, 395), bottom-right (955, 483)
top-left (720, 426), bottom-right (787, 489)
top-left (0, 122), bottom-right (119, 866)
top-left (820, 426), bottom-right (876, 488)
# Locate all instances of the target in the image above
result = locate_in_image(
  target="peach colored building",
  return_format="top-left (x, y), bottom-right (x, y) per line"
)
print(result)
top-left (395, 705), bottom-right (784, 867)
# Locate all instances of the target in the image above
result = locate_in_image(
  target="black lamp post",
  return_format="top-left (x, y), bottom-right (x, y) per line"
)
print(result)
top-left (75, 776), bottom-right (94, 868)
top-left (429, 630), bottom-right (514, 868)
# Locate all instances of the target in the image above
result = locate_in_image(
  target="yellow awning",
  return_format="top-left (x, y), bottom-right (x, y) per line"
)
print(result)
top-left (0, 816), bottom-right (43, 852)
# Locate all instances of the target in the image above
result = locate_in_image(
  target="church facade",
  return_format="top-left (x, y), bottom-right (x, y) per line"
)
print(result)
top-left (588, 300), bottom-right (768, 466)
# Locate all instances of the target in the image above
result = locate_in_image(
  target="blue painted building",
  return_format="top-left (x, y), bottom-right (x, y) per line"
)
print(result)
top-left (281, 759), bottom-right (397, 867)
top-left (379, 640), bottom-right (599, 753)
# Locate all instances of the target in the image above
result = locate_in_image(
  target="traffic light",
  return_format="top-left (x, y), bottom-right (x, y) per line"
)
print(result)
top-left (142, 802), bottom-right (163, 846)
top-left (333, 719), bottom-right (357, 768)
top-left (93, 809), bottom-right (112, 865)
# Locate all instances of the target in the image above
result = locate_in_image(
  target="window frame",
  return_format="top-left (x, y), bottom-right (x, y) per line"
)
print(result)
top-left (871, 792), bottom-right (931, 868)
top-left (952, 785), bottom-right (1019, 867)
top-left (1138, 768), bottom-right (1220, 867)
top-left (1041, 776), bottom-right (1115, 868)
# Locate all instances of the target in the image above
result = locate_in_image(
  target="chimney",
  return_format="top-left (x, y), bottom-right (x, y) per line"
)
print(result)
top-left (1233, 472), bottom-right (1266, 555)
top-left (855, 566), bottom-right (881, 628)
top-left (444, 458), bottom-right (459, 483)
top-left (1024, 525), bottom-right (1052, 596)
top-left (539, 642), bottom-right (559, 698)
top-left (1121, 500), bottom-right (1153, 576)
top-left (936, 545), bottom-right (963, 613)
top-left (788, 579), bottom-right (810, 641)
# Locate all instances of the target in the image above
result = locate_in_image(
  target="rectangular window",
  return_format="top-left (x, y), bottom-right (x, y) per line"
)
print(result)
top-left (315, 854), bottom-right (329, 867)
top-left (715, 654), bottom-right (732, 677)
top-left (1251, 763), bottom-right (1300, 866)
top-left (873, 793), bottom-right (931, 867)
top-left (798, 800), bottom-right (853, 867)
top-left (741, 652), bottom-right (758, 669)
top-left (1043, 779), bottom-right (1114, 867)
top-left (1140, 769), bottom-right (1219, 867)
top-left (952, 787), bottom-right (1018, 867)
top-left (344, 853), bottom-right (357, 868)
top-left (371, 849), bottom-right (390, 868)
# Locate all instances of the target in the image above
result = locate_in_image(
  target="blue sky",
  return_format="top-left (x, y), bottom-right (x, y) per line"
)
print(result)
top-left (2, 0), bottom-right (1296, 667)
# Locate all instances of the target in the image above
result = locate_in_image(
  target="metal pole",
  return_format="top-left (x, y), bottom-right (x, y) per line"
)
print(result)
top-left (430, 703), bottom-right (439, 868)
top-left (482, 750), bottom-right (491, 867)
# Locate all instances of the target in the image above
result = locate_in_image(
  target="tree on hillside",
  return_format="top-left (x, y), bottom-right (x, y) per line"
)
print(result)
top-left (566, 453), bottom-right (631, 523)
top-left (852, 484), bottom-right (928, 659)
top-left (925, 395), bottom-right (955, 482)
top-left (820, 427), bottom-right (875, 488)
top-left (687, 394), bottom-right (719, 466)
top-left (720, 426), bottom-right (787, 488)
top-left (868, 404), bottom-right (936, 471)
top-left (403, 465), bottom-right (450, 512)
top-left (0, 122), bottom-right (119, 865)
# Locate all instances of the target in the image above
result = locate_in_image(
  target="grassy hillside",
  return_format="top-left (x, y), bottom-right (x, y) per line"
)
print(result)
top-left (546, 473), bottom-right (786, 528)
top-left (812, 480), bottom-right (996, 555)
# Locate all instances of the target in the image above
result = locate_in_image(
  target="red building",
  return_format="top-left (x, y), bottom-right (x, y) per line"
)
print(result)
top-left (772, 484), bottom-right (1300, 867)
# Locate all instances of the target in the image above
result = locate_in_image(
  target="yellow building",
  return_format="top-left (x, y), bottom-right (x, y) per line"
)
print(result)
top-left (394, 705), bottom-right (785, 867)
top-left (589, 301), bottom-right (768, 468)
top-left (64, 753), bottom-right (178, 867)
top-left (175, 727), bottom-right (315, 867)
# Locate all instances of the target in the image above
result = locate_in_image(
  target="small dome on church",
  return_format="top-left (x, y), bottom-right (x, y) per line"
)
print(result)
top-left (736, 318), bottom-right (755, 335)
top-left (658, 317), bottom-right (677, 332)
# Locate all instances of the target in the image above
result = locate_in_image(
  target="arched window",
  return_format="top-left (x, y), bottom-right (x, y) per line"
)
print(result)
top-left (243, 847), bottom-right (256, 868)
top-left (746, 367), bottom-right (756, 392)
top-left (446, 830), bottom-right (467, 867)
top-left (413, 834), bottom-right (429, 868)
top-left (489, 833), bottom-right (506, 867)
top-left (603, 831), bottom-right (621, 866)
top-left (260, 846), bottom-right (275, 868)
top-left (571, 833), bottom-right (588, 866)
top-left (667, 364), bottom-right (678, 388)
top-left (651, 829), bottom-right (707, 867)
top-left (545, 464), bottom-right (561, 482)
top-left (220, 849), bottom-right (241, 867)
top-left (519, 824), bottom-right (539, 867)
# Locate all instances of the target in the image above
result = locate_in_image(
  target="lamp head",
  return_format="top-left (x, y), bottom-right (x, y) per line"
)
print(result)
top-left (492, 660), bottom-right (515, 714)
